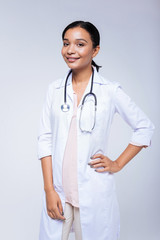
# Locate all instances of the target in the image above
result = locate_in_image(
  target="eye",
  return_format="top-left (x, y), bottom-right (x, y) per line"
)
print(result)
top-left (77, 43), bottom-right (84, 47)
top-left (63, 42), bottom-right (69, 47)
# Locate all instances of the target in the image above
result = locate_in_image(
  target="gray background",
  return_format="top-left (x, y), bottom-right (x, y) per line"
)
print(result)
top-left (0, 0), bottom-right (159, 239)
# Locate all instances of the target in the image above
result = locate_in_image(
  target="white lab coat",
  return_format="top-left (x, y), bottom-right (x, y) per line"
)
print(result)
top-left (38, 67), bottom-right (154, 240)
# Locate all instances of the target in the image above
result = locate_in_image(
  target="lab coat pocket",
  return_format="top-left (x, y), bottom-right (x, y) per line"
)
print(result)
top-left (93, 170), bottom-right (114, 198)
top-left (89, 148), bottom-right (114, 195)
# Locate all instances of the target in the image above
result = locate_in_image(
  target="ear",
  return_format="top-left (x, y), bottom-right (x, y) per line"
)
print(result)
top-left (92, 45), bottom-right (100, 58)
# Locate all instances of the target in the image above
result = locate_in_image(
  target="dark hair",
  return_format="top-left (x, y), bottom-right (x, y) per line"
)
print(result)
top-left (62, 21), bottom-right (102, 72)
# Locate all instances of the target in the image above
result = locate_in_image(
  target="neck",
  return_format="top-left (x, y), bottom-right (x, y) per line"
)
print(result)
top-left (72, 65), bottom-right (93, 84)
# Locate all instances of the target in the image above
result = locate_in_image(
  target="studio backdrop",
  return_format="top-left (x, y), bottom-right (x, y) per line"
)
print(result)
top-left (0, 0), bottom-right (159, 240)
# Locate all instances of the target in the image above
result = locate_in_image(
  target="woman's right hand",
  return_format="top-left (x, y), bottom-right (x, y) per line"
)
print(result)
top-left (45, 189), bottom-right (66, 221)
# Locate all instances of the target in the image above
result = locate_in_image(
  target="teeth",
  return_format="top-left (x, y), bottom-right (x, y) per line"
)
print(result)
top-left (66, 57), bottom-right (79, 59)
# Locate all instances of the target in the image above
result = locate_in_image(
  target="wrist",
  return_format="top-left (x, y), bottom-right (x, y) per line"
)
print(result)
top-left (44, 186), bottom-right (55, 193)
top-left (114, 159), bottom-right (123, 171)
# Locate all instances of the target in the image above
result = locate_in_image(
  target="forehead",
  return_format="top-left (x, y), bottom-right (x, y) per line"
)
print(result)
top-left (63, 27), bottom-right (91, 41)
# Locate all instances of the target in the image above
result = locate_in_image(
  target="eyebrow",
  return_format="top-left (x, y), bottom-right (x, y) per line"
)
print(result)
top-left (63, 38), bottom-right (88, 43)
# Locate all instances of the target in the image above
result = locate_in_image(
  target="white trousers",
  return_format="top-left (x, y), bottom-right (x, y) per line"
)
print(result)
top-left (61, 202), bottom-right (82, 240)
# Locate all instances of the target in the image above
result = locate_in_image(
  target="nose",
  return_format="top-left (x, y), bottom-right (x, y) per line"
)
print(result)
top-left (67, 44), bottom-right (75, 54)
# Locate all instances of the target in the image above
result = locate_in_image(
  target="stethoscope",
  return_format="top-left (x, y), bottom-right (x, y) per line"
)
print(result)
top-left (61, 67), bottom-right (97, 133)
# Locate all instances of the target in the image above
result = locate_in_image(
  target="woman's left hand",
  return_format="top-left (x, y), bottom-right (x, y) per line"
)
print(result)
top-left (88, 154), bottom-right (121, 173)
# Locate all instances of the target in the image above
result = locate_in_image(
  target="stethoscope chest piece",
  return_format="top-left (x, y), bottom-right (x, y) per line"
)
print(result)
top-left (61, 103), bottom-right (70, 112)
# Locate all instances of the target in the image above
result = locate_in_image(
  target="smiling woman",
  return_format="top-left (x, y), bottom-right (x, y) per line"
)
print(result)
top-left (61, 27), bottom-right (99, 72)
top-left (62, 21), bottom-right (101, 73)
top-left (38, 21), bottom-right (155, 240)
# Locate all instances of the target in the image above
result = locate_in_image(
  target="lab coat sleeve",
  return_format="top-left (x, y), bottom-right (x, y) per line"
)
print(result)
top-left (37, 84), bottom-right (53, 160)
top-left (113, 83), bottom-right (155, 147)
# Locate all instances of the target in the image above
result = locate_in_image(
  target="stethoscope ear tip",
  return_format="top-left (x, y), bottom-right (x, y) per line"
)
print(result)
top-left (61, 103), bottom-right (70, 112)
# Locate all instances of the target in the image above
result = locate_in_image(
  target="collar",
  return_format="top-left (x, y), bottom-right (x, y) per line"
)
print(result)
top-left (55, 66), bottom-right (107, 90)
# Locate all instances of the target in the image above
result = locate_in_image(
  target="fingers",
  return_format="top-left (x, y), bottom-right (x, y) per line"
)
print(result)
top-left (88, 154), bottom-right (106, 166)
top-left (57, 201), bottom-right (65, 220)
top-left (95, 167), bottom-right (109, 173)
top-left (89, 162), bottom-right (104, 168)
top-left (57, 200), bottom-right (63, 215)
top-left (48, 207), bottom-right (66, 220)
top-left (47, 202), bottom-right (66, 220)
top-left (93, 160), bottom-right (120, 173)
top-left (88, 155), bottom-right (104, 166)
top-left (90, 154), bottom-right (103, 159)
top-left (48, 210), bottom-right (56, 219)
top-left (88, 154), bottom-right (113, 172)
top-left (53, 205), bottom-right (66, 220)
top-left (89, 161), bottom-right (108, 172)
top-left (46, 190), bottom-right (66, 221)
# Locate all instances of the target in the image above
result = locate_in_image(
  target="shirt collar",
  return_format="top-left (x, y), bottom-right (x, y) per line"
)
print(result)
top-left (56, 66), bottom-right (106, 90)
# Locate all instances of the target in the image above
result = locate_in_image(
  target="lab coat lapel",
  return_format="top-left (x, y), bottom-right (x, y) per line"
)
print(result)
top-left (64, 73), bottom-right (74, 127)
top-left (57, 69), bottom-right (74, 104)
top-left (64, 71), bottom-right (73, 104)
top-left (55, 70), bottom-right (74, 130)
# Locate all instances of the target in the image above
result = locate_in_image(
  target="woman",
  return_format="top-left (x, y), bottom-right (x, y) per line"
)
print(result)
top-left (38, 21), bottom-right (154, 240)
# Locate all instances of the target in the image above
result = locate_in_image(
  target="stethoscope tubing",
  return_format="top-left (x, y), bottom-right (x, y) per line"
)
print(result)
top-left (63, 67), bottom-right (97, 105)
top-left (61, 67), bottom-right (97, 132)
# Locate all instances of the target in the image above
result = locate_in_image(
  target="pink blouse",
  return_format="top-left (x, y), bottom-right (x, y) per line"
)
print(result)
top-left (62, 92), bottom-right (79, 207)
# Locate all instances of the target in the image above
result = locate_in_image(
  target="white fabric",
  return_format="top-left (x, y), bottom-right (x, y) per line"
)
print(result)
top-left (38, 67), bottom-right (155, 240)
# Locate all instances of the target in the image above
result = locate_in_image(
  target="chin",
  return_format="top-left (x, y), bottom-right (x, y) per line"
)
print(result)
top-left (66, 63), bottom-right (91, 71)
top-left (66, 64), bottom-right (81, 70)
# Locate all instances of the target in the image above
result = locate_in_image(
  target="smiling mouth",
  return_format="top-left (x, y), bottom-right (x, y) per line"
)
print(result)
top-left (66, 57), bottom-right (80, 62)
